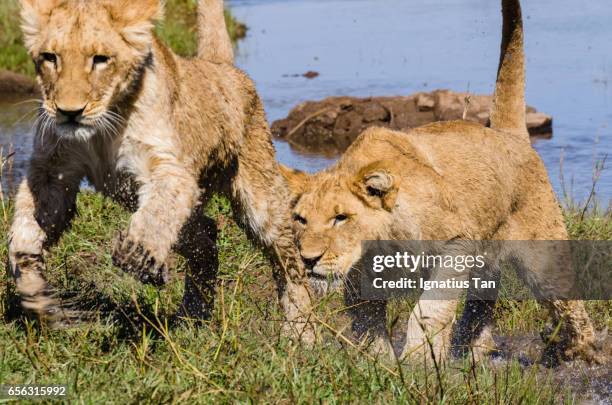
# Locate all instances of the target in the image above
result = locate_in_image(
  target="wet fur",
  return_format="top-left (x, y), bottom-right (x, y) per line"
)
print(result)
top-left (9, 0), bottom-right (314, 341)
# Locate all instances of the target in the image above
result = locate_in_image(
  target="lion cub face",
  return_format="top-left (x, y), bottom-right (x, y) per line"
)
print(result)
top-left (284, 162), bottom-right (399, 283)
top-left (19, 0), bottom-right (160, 139)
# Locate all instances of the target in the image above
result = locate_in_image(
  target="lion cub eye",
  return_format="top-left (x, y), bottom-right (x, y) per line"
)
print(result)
top-left (293, 214), bottom-right (307, 225)
top-left (93, 55), bottom-right (110, 68)
top-left (41, 52), bottom-right (57, 65)
top-left (366, 186), bottom-right (384, 198)
top-left (333, 214), bottom-right (348, 225)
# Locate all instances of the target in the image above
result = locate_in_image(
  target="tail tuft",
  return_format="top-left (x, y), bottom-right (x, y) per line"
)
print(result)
top-left (489, 0), bottom-right (528, 140)
top-left (197, 0), bottom-right (234, 64)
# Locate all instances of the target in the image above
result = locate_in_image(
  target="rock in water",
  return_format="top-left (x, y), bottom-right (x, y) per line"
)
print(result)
top-left (272, 90), bottom-right (552, 154)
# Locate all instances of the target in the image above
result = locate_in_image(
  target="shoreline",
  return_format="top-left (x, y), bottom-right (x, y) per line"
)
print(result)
top-left (0, 70), bottom-right (39, 98)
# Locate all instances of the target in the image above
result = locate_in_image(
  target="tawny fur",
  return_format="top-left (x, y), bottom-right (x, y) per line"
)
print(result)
top-left (197, 0), bottom-right (234, 64)
top-left (9, 0), bottom-right (314, 341)
top-left (282, 0), bottom-right (597, 363)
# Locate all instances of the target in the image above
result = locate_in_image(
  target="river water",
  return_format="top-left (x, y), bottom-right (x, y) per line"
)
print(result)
top-left (1, 0), bottom-right (610, 202)
top-left (229, 0), bottom-right (612, 203)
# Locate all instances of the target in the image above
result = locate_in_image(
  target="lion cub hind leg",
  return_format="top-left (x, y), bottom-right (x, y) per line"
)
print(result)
top-left (173, 202), bottom-right (219, 322)
top-left (507, 242), bottom-right (598, 364)
top-left (501, 189), bottom-right (598, 364)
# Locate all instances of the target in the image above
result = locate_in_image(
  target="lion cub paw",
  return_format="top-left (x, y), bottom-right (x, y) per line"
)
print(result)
top-left (281, 320), bottom-right (317, 346)
top-left (363, 335), bottom-right (396, 363)
top-left (541, 325), bottom-right (604, 366)
top-left (112, 231), bottom-right (169, 286)
top-left (565, 343), bottom-right (605, 364)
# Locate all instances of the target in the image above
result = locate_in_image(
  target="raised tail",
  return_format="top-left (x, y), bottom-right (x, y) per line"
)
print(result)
top-left (489, 0), bottom-right (528, 140)
top-left (197, 0), bottom-right (234, 64)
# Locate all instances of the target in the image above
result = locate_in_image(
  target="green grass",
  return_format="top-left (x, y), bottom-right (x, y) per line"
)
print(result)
top-left (0, 0), bottom-right (246, 76)
top-left (0, 189), bottom-right (609, 403)
top-left (157, 0), bottom-right (247, 58)
top-left (0, 0), bottom-right (33, 76)
top-left (564, 206), bottom-right (612, 240)
top-left (1, 1), bottom-right (608, 402)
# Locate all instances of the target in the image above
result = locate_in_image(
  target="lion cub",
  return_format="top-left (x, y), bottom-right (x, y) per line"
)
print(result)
top-left (282, 0), bottom-right (597, 363)
top-left (9, 0), bottom-right (313, 341)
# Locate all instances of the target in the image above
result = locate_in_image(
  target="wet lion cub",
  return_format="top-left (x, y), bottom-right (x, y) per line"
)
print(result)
top-left (282, 0), bottom-right (597, 363)
top-left (9, 0), bottom-right (313, 341)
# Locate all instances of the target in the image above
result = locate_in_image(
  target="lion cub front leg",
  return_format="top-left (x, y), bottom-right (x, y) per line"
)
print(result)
top-left (268, 219), bottom-right (316, 344)
top-left (9, 158), bottom-right (81, 325)
top-left (401, 263), bottom-right (468, 364)
top-left (345, 269), bottom-right (394, 360)
top-left (113, 159), bottom-right (200, 286)
top-left (348, 300), bottom-right (394, 360)
top-left (230, 144), bottom-right (315, 343)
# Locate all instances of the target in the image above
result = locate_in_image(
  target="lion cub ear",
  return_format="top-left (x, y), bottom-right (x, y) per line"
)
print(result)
top-left (279, 164), bottom-right (311, 196)
top-left (19, 0), bottom-right (62, 51)
top-left (106, 0), bottom-right (163, 52)
top-left (351, 161), bottom-right (399, 211)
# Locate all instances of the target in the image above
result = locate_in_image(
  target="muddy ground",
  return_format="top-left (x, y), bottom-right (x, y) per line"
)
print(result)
top-left (492, 332), bottom-right (612, 404)
top-left (384, 317), bottom-right (611, 404)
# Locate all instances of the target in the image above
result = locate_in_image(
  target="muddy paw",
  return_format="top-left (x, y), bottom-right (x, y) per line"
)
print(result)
top-left (112, 231), bottom-right (169, 286)
top-left (364, 336), bottom-right (396, 363)
top-left (541, 326), bottom-right (603, 366)
top-left (561, 342), bottom-right (605, 364)
top-left (541, 342), bottom-right (604, 366)
top-left (20, 290), bottom-right (90, 328)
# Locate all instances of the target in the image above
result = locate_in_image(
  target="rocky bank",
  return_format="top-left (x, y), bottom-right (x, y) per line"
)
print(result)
top-left (272, 90), bottom-right (552, 154)
top-left (0, 70), bottom-right (39, 98)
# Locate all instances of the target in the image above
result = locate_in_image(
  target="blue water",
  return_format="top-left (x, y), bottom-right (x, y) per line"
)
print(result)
top-left (229, 0), bottom-right (612, 203)
top-left (0, 0), bottom-right (609, 202)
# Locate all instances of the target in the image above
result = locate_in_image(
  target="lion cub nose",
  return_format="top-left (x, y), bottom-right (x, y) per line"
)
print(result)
top-left (301, 253), bottom-right (323, 270)
top-left (57, 107), bottom-right (85, 122)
